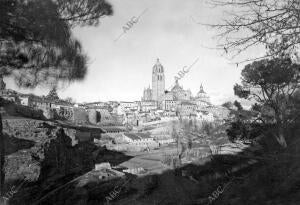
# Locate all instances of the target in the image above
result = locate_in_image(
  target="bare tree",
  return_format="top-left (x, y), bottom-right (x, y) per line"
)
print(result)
top-left (203, 0), bottom-right (300, 63)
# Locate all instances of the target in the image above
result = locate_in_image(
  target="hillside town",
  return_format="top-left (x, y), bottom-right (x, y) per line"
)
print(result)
top-left (0, 60), bottom-right (229, 153)
top-left (1, 1), bottom-right (300, 205)
top-left (0, 59), bottom-right (236, 204)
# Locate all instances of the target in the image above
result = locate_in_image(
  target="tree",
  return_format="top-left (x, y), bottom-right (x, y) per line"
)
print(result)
top-left (233, 100), bottom-right (243, 111)
top-left (0, 77), bottom-right (5, 90)
top-left (226, 108), bottom-right (261, 142)
top-left (64, 97), bottom-right (75, 104)
top-left (222, 101), bottom-right (234, 110)
top-left (0, 0), bottom-right (113, 197)
top-left (234, 58), bottom-right (300, 147)
top-left (46, 87), bottom-right (60, 101)
top-left (0, 0), bottom-right (113, 87)
top-left (202, 121), bottom-right (214, 136)
top-left (205, 0), bottom-right (300, 62)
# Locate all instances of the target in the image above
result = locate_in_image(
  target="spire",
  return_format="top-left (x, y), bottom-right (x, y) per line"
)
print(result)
top-left (155, 58), bottom-right (161, 67)
top-left (200, 84), bottom-right (204, 92)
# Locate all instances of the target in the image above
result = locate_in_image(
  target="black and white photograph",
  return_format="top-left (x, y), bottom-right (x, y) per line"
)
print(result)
top-left (0, 0), bottom-right (300, 204)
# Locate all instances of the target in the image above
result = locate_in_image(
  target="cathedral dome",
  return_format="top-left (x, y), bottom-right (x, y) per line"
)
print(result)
top-left (196, 84), bottom-right (210, 102)
top-left (153, 58), bottom-right (164, 73)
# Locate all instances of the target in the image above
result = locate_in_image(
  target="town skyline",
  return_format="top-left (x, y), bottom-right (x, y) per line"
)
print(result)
top-left (3, 0), bottom-right (264, 105)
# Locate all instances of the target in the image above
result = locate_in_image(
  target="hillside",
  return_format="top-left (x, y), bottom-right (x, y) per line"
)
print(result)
top-left (1, 116), bottom-right (131, 205)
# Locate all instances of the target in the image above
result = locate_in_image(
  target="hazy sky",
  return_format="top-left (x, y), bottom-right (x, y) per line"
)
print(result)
top-left (5, 0), bottom-right (264, 105)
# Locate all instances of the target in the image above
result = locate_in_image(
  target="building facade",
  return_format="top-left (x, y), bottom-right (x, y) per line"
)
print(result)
top-left (142, 86), bottom-right (152, 101)
top-left (140, 100), bottom-right (157, 112)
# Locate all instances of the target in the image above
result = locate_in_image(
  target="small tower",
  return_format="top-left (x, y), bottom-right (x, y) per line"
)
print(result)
top-left (199, 84), bottom-right (204, 93)
top-left (196, 84), bottom-right (210, 104)
top-left (152, 58), bottom-right (165, 102)
top-left (142, 85), bottom-right (152, 101)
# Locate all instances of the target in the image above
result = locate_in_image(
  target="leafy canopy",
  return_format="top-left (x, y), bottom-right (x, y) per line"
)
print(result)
top-left (0, 0), bottom-right (113, 87)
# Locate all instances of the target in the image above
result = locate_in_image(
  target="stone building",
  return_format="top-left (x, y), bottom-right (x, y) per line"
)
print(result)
top-left (162, 100), bottom-right (177, 111)
top-left (123, 132), bottom-right (159, 148)
top-left (177, 101), bottom-right (197, 116)
top-left (87, 108), bottom-right (117, 125)
top-left (142, 85), bottom-right (152, 101)
top-left (140, 101), bottom-right (157, 112)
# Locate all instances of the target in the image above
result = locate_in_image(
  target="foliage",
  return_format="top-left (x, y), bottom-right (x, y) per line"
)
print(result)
top-left (233, 100), bottom-right (243, 111)
top-left (55, 0), bottom-right (113, 27)
top-left (230, 58), bottom-right (300, 147)
top-left (46, 87), bottom-right (60, 101)
top-left (64, 97), bottom-right (75, 104)
top-left (0, 0), bottom-right (113, 87)
top-left (213, 127), bottom-right (300, 205)
top-left (161, 153), bottom-right (172, 166)
top-left (234, 58), bottom-right (299, 118)
top-left (202, 121), bottom-right (214, 136)
top-left (143, 175), bottom-right (159, 196)
top-left (226, 120), bottom-right (265, 142)
top-left (221, 101), bottom-right (234, 110)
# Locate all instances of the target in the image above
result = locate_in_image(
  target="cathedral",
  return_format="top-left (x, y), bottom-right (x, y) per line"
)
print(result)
top-left (142, 58), bottom-right (210, 110)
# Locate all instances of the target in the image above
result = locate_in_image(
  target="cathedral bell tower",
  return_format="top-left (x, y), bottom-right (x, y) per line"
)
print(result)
top-left (152, 58), bottom-right (165, 102)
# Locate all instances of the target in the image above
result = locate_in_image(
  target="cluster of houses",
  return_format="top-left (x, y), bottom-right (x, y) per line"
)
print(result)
top-left (0, 74), bottom-right (228, 130)
top-left (0, 78), bottom-right (228, 153)
top-left (95, 130), bottom-right (175, 152)
top-left (114, 100), bottom-right (227, 127)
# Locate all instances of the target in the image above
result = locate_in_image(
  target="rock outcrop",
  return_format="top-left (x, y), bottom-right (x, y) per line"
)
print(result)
top-left (2, 118), bottom-right (132, 205)
top-left (2, 119), bottom-right (97, 204)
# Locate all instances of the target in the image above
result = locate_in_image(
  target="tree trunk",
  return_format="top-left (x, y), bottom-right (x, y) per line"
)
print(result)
top-left (276, 124), bottom-right (287, 148)
top-left (274, 109), bottom-right (287, 148)
top-left (0, 111), bottom-right (4, 197)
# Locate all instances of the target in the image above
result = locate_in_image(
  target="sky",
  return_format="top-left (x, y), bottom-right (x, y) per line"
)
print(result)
top-left (5, 0), bottom-right (264, 105)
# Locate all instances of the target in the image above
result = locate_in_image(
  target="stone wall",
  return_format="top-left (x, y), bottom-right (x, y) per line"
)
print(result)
top-left (3, 102), bottom-right (45, 120)
top-left (72, 107), bottom-right (88, 124)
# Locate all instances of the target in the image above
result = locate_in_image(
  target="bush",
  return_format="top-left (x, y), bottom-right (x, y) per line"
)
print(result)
top-left (143, 175), bottom-right (159, 195)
